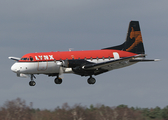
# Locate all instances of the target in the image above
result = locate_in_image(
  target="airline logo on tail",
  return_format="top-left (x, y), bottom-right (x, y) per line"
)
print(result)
top-left (126, 27), bottom-right (143, 52)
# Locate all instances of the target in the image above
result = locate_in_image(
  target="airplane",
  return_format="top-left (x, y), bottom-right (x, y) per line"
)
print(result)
top-left (9, 21), bottom-right (159, 86)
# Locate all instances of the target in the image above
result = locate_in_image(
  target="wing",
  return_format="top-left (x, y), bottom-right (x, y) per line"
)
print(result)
top-left (82, 54), bottom-right (145, 70)
top-left (8, 57), bottom-right (20, 61)
top-left (72, 54), bottom-right (146, 76)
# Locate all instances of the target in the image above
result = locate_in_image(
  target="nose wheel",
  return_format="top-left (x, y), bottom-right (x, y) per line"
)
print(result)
top-left (29, 74), bottom-right (36, 86)
top-left (29, 81), bottom-right (36, 86)
top-left (87, 76), bottom-right (96, 84)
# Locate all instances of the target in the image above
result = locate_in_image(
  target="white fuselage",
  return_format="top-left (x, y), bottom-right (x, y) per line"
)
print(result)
top-left (11, 61), bottom-right (62, 74)
top-left (11, 58), bottom-right (136, 76)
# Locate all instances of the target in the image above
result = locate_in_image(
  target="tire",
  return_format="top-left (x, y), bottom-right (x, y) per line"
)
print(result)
top-left (54, 78), bottom-right (62, 84)
top-left (87, 77), bottom-right (96, 84)
top-left (29, 81), bottom-right (36, 86)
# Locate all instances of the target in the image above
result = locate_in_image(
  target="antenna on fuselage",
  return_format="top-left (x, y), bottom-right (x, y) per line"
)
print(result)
top-left (69, 48), bottom-right (74, 51)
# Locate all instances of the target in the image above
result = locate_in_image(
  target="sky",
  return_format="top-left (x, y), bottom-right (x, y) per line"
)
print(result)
top-left (0, 0), bottom-right (168, 109)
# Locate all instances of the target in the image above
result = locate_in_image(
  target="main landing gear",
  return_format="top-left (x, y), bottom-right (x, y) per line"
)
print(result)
top-left (28, 74), bottom-right (96, 86)
top-left (54, 76), bottom-right (62, 84)
top-left (87, 76), bottom-right (96, 84)
top-left (53, 75), bottom-right (96, 85)
top-left (29, 74), bottom-right (36, 86)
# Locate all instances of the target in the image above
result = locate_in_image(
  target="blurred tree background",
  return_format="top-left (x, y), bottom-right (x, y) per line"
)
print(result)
top-left (0, 98), bottom-right (168, 120)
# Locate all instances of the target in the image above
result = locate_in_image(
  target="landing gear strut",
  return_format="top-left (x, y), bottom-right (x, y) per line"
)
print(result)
top-left (87, 76), bottom-right (96, 84)
top-left (54, 76), bottom-right (62, 84)
top-left (29, 74), bottom-right (36, 86)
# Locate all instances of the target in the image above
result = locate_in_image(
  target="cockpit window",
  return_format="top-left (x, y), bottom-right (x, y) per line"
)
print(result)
top-left (21, 57), bottom-right (34, 61)
top-left (21, 58), bottom-right (27, 60)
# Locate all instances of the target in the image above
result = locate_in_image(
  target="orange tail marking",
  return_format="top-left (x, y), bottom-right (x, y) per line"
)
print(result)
top-left (126, 27), bottom-right (143, 52)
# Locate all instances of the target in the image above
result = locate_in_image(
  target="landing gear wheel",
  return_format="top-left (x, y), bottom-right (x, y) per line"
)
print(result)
top-left (54, 78), bottom-right (62, 84)
top-left (29, 74), bottom-right (36, 86)
top-left (87, 77), bottom-right (96, 84)
top-left (29, 81), bottom-right (36, 86)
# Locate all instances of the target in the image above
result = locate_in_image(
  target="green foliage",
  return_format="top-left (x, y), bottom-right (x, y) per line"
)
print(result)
top-left (117, 104), bottom-right (128, 108)
top-left (89, 104), bottom-right (95, 111)
top-left (161, 106), bottom-right (168, 119)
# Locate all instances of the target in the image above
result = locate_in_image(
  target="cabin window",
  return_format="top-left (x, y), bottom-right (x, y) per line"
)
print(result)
top-left (102, 57), bottom-right (105, 60)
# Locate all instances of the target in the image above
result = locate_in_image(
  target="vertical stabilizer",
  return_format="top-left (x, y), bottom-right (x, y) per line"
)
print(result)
top-left (102, 21), bottom-right (145, 54)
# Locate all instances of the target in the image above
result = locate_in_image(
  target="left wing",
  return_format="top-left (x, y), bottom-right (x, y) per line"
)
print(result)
top-left (8, 57), bottom-right (20, 61)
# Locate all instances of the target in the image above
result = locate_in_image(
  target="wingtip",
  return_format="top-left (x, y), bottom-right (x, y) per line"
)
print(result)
top-left (8, 57), bottom-right (12, 59)
top-left (154, 59), bottom-right (161, 61)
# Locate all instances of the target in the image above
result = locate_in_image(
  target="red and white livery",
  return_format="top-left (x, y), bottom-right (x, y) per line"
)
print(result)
top-left (9, 21), bottom-right (159, 86)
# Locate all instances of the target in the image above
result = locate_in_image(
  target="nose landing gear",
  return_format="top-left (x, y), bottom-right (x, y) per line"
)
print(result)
top-left (29, 74), bottom-right (36, 86)
top-left (29, 81), bottom-right (36, 86)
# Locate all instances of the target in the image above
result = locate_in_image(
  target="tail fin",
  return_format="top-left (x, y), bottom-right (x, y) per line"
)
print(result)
top-left (102, 21), bottom-right (145, 54)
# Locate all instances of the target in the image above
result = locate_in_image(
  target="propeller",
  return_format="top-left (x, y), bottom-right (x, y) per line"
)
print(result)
top-left (56, 60), bottom-right (67, 78)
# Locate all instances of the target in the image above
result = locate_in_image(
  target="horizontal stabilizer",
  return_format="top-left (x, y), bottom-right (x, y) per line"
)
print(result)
top-left (130, 59), bottom-right (160, 62)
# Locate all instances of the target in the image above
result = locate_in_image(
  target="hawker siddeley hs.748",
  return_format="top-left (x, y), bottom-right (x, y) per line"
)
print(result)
top-left (9, 21), bottom-right (159, 86)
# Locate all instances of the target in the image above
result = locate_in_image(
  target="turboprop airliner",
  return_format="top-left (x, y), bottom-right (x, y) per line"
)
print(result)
top-left (9, 21), bottom-right (159, 86)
